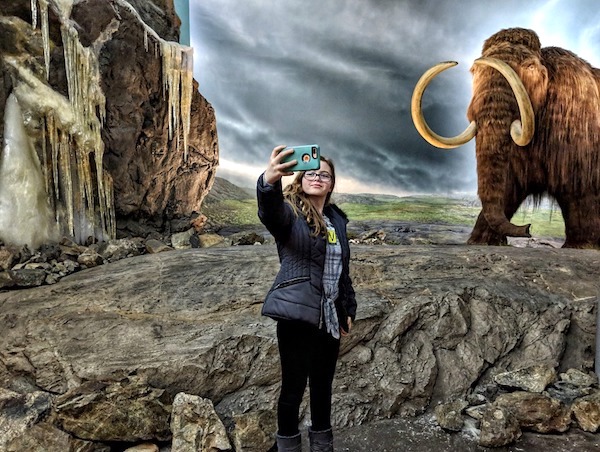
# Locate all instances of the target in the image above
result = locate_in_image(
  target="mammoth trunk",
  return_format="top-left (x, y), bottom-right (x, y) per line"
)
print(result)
top-left (481, 203), bottom-right (531, 238)
top-left (475, 131), bottom-right (531, 238)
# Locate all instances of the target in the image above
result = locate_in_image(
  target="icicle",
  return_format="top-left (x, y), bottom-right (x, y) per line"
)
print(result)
top-left (31, 0), bottom-right (38, 29)
top-left (161, 41), bottom-right (179, 141)
top-left (37, 0), bottom-right (51, 80)
top-left (47, 114), bottom-right (61, 202)
top-left (95, 148), bottom-right (107, 238)
top-left (59, 133), bottom-right (74, 237)
top-left (160, 41), bottom-right (194, 161)
top-left (180, 47), bottom-right (194, 162)
top-left (104, 172), bottom-right (116, 240)
top-left (40, 116), bottom-right (57, 216)
top-left (74, 150), bottom-right (86, 241)
top-left (58, 16), bottom-right (111, 243)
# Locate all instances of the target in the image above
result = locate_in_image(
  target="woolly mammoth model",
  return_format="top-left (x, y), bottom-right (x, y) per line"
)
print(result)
top-left (412, 27), bottom-right (600, 248)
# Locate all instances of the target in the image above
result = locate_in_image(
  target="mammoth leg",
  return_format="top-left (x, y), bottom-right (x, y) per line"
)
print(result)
top-left (556, 194), bottom-right (600, 249)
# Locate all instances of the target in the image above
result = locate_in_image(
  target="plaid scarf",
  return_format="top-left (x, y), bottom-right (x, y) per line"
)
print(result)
top-left (322, 215), bottom-right (343, 339)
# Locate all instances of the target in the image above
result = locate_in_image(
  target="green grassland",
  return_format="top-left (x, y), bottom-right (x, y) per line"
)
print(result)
top-left (202, 188), bottom-right (565, 239)
top-left (338, 195), bottom-right (565, 238)
top-left (338, 196), bottom-right (479, 224)
top-left (201, 199), bottom-right (260, 227)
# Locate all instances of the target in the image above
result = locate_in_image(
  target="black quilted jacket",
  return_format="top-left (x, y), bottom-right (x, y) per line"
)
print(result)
top-left (257, 173), bottom-right (356, 328)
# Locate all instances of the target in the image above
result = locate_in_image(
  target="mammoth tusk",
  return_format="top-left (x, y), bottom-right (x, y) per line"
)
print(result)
top-left (411, 61), bottom-right (477, 149)
top-left (472, 57), bottom-right (535, 146)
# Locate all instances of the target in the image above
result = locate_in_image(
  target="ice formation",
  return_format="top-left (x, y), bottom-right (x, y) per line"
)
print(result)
top-left (0, 0), bottom-right (194, 248)
top-left (162, 42), bottom-right (194, 161)
top-left (113, 0), bottom-right (194, 161)
top-left (15, 0), bottom-right (114, 245)
top-left (0, 94), bottom-right (58, 249)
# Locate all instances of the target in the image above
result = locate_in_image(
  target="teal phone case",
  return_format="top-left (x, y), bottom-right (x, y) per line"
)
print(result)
top-left (281, 144), bottom-right (321, 171)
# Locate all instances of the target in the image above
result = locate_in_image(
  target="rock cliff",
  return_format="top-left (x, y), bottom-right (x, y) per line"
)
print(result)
top-left (0, 244), bottom-right (598, 449)
top-left (0, 0), bottom-right (218, 241)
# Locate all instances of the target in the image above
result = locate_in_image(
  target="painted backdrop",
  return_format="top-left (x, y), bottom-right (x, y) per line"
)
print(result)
top-left (190, 0), bottom-right (600, 195)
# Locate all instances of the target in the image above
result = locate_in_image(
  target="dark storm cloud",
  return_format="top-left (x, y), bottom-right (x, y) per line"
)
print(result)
top-left (189, 0), bottom-right (600, 194)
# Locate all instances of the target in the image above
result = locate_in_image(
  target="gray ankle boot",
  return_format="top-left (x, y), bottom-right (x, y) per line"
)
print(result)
top-left (308, 427), bottom-right (333, 452)
top-left (276, 432), bottom-right (302, 452)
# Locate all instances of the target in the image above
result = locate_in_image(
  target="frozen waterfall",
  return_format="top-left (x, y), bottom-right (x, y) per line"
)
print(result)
top-left (0, 94), bottom-right (58, 249)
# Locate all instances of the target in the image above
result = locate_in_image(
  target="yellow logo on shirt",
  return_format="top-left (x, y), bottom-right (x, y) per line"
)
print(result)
top-left (327, 228), bottom-right (337, 244)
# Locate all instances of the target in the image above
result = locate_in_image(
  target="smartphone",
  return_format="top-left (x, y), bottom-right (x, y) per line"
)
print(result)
top-left (281, 144), bottom-right (321, 172)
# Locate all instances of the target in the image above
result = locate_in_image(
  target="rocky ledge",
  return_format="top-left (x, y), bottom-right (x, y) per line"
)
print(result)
top-left (0, 244), bottom-right (599, 450)
top-left (0, 219), bottom-right (566, 291)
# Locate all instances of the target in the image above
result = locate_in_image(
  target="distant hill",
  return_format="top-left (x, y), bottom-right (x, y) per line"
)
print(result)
top-left (332, 193), bottom-right (402, 205)
top-left (205, 177), bottom-right (414, 205)
top-left (204, 177), bottom-right (254, 203)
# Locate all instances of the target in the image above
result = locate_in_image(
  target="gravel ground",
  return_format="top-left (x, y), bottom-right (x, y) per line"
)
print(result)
top-left (321, 415), bottom-right (600, 452)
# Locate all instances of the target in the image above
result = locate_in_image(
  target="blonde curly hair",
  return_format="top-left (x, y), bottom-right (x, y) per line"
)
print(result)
top-left (283, 156), bottom-right (336, 237)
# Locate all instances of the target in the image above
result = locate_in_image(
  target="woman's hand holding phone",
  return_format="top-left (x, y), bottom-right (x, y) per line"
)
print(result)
top-left (264, 145), bottom-right (296, 185)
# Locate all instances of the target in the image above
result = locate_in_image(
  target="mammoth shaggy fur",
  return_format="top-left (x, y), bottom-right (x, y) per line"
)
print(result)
top-left (466, 28), bottom-right (600, 248)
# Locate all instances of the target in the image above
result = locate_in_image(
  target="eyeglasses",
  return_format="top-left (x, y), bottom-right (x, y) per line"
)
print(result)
top-left (304, 171), bottom-right (332, 182)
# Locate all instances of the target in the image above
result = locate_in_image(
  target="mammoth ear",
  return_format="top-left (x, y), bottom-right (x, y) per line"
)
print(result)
top-left (519, 58), bottom-right (548, 111)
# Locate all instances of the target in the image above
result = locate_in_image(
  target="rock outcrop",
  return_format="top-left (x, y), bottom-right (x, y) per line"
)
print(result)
top-left (0, 244), bottom-right (598, 449)
top-left (0, 0), bottom-right (218, 239)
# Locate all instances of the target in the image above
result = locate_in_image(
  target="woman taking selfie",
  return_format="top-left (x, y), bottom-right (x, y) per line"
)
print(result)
top-left (257, 145), bottom-right (357, 452)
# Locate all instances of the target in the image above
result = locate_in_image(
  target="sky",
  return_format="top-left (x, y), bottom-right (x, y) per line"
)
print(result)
top-left (189, 0), bottom-right (600, 196)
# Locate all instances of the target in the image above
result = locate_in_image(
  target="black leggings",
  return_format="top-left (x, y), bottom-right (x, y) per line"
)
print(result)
top-left (276, 319), bottom-right (340, 436)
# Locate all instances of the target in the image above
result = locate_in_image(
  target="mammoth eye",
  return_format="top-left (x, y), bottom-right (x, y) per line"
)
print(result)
top-left (522, 57), bottom-right (540, 71)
